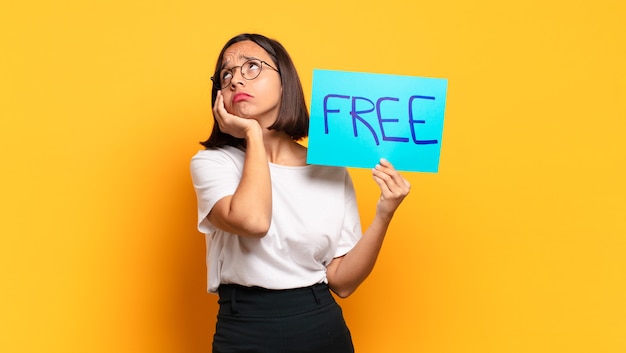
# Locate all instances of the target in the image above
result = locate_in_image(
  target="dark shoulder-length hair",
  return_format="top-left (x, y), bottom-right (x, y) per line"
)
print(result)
top-left (200, 33), bottom-right (309, 149)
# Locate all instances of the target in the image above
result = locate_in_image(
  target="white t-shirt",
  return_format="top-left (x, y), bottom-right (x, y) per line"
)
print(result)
top-left (190, 146), bottom-right (362, 293)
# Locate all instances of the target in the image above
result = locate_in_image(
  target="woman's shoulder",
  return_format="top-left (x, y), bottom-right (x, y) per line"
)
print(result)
top-left (192, 145), bottom-right (244, 161)
top-left (190, 145), bottom-right (245, 170)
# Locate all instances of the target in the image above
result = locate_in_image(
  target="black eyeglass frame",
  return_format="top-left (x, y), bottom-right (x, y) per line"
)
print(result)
top-left (211, 59), bottom-right (280, 89)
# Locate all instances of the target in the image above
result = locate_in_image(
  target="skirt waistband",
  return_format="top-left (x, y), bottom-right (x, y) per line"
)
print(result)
top-left (217, 283), bottom-right (335, 318)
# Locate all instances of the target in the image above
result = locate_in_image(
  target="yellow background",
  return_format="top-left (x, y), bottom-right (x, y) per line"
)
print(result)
top-left (2, 0), bottom-right (625, 352)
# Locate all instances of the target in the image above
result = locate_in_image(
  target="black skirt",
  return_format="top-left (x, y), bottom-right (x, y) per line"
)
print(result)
top-left (213, 283), bottom-right (354, 353)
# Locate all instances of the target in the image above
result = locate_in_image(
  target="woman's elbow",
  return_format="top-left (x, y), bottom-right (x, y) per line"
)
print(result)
top-left (209, 212), bottom-right (270, 238)
top-left (240, 217), bottom-right (271, 238)
top-left (329, 283), bottom-right (357, 299)
top-left (242, 227), bottom-right (269, 238)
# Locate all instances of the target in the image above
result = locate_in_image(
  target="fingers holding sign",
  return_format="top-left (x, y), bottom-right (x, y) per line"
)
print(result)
top-left (372, 158), bottom-right (411, 221)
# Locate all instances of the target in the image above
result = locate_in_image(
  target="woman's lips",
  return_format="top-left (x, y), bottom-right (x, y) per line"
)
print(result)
top-left (232, 93), bottom-right (252, 103)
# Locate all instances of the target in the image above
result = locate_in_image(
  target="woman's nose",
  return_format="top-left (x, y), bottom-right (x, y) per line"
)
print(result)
top-left (229, 67), bottom-right (245, 87)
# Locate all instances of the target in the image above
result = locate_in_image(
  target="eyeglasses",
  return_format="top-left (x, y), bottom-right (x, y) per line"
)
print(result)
top-left (211, 59), bottom-right (280, 89)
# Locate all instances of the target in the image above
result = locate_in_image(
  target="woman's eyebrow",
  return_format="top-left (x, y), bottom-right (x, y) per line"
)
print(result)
top-left (242, 55), bottom-right (259, 61)
top-left (220, 55), bottom-right (262, 70)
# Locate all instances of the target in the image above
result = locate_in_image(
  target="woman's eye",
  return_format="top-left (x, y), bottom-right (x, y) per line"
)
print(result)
top-left (221, 70), bottom-right (232, 80)
top-left (246, 61), bottom-right (260, 71)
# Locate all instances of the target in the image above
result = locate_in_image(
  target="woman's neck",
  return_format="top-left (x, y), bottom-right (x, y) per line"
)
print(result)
top-left (263, 130), bottom-right (307, 166)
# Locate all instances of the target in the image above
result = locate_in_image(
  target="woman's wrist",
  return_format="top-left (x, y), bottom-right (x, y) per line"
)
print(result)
top-left (244, 122), bottom-right (263, 142)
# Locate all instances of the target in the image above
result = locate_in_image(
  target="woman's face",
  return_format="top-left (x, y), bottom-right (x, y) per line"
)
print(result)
top-left (219, 40), bottom-right (282, 128)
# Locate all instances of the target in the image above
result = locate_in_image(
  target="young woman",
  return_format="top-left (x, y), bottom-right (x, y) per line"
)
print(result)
top-left (190, 33), bottom-right (410, 353)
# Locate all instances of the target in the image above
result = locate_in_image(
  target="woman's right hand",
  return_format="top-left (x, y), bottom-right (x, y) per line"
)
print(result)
top-left (213, 90), bottom-right (260, 139)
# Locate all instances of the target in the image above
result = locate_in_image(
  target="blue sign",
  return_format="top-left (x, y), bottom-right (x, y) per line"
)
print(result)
top-left (307, 69), bottom-right (448, 173)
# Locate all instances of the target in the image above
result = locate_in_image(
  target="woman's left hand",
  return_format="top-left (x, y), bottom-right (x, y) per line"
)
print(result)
top-left (371, 158), bottom-right (411, 221)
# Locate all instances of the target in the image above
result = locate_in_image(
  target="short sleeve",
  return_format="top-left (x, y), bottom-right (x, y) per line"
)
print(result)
top-left (190, 148), bottom-right (244, 234)
top-left (334, 170), bottom-right (362, 257)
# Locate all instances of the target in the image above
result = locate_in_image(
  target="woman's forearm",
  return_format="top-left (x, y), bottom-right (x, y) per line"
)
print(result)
top-left (208, 124), bottom-right (272, 237)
